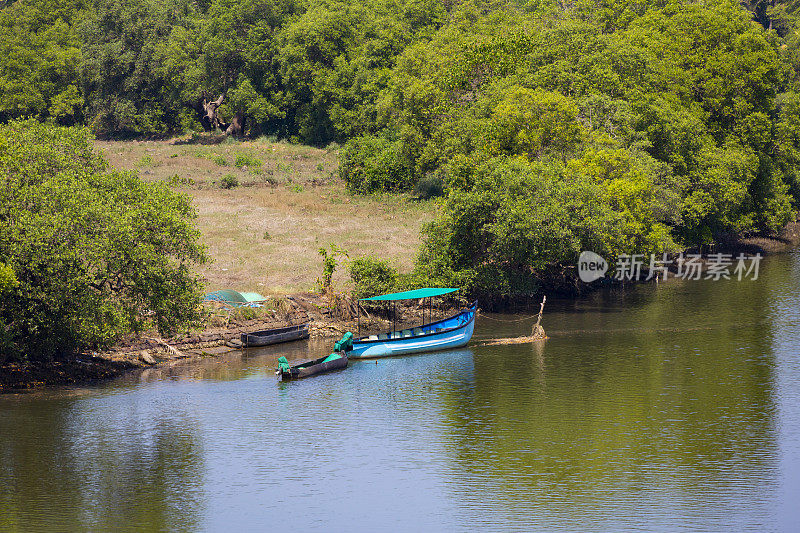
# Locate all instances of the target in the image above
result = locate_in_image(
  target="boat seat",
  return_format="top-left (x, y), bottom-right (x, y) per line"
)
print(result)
top-left (402, 330), bottom-right (412, 337)
top-left (368, 335), bottom-right (378, 340)
top-left (378, 333), bottom-right (389, 340)
top-left (413, 327), bottom-right (423, 335)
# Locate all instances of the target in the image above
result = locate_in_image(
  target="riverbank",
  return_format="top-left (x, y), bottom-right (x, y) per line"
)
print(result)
top-left (724, 217), bottom-right (800, 254)
top-left (4, 135), bottom-right (799, 392)
top-left (5, 220), bottom-right (799, 391)
top-left (0, 292), bottom-right (459, 391)
top-left (0, 295), bottom-right (313, 391)
top-left (5, 221), bottom-right (800, 391)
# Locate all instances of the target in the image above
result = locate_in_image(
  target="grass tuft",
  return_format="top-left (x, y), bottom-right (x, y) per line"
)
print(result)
top-left (235, 154), bottom-right (262, 169)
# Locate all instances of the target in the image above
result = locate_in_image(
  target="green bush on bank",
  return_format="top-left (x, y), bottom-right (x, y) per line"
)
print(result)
top-left (0, 120), bottom-right (208, 362)
top-left (411, 153), bottom-right (681, 299)
top-left (349, 256), bottom-right (398, 299)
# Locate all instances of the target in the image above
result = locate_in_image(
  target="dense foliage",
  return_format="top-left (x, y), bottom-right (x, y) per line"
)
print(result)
top-left (349, 256), bottom-right (398, 299)
top-left (0, 120), bottom-right (207, 362)
top-left (3, 0), bottom-right (800, 300)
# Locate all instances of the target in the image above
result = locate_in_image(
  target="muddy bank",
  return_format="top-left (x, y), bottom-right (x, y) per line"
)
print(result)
top-left (1, 292), bottom-right (458, 392)
top-left (0, 357), bottom-right (140, 392)
top-left (1, 296), bottom-right (314, 392)
top-left (722, 217), bottom-right (800, 254)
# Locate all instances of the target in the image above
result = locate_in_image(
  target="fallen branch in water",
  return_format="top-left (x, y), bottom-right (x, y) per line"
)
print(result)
top-left (476, 334), bottom-right (548, 346)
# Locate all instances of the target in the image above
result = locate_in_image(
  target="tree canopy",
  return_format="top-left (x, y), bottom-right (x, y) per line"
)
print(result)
top-left (0, 120), bottom-right (207, 361)
top-left (2, 0), bottom-right (800, 301)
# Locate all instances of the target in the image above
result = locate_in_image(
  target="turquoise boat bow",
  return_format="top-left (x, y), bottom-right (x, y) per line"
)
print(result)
top-left (349, 290), bottom-right (477, 358)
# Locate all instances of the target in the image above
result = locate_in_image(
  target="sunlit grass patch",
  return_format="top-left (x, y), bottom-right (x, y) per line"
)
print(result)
top-left (235, 153), bottom-right (262, 168)
top-left (94, 137), bottom-right (432, 294)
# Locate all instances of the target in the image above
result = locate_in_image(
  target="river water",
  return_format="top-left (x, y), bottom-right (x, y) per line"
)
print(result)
top-left (2, 252), bottom-right (800, 532)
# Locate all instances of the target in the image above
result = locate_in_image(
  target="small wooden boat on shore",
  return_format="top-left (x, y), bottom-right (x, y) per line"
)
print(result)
top-left (349, 288), bottom-right (477, 359)
top-left (276, 353), bottom-right (347, 381)
top-left (241, 323), bottom-right (310, 348)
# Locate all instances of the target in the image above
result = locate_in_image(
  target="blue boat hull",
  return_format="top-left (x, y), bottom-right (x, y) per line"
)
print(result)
top-left (349, 301), bottom-right (477, 359)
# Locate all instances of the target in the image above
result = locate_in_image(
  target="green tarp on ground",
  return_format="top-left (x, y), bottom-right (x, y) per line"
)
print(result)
top-left (359, 288), bottom-right (459, 301)
top-left (203, 289), bottom-right (266, 306)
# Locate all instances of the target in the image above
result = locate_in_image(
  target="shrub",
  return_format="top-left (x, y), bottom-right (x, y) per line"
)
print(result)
top-left (221, 174), bottom-right (239, 188)
top-left (317, 244), bottom-right (348, 293)
top-left (349, 256), bottom-right (398, 299)
top-left (167, 173), bottom-right (194, 186)
top-left (413, 171), bottom-right (445, 199)
top-left (235, 153), bottom-right (262, 168)
top-left (340, 135), bottom-right (414, 194)
top-left (231, 305), bottom-right (263, 321)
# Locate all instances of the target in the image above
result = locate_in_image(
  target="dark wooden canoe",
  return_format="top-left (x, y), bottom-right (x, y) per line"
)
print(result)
top-left (276, 353), bottom-right (348, 381)
top-left (241, 323), bottom-right (310, 348)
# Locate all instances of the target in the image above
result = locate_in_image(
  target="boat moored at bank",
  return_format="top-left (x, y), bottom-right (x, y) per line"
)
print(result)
top-left (349, 288), bottom-right (477, 358)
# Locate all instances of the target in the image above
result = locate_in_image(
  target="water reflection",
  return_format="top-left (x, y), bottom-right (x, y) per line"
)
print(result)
top-left (0, 390), bottom-right (205, 531)
top-left (442, 263), bottom-right (782, 530)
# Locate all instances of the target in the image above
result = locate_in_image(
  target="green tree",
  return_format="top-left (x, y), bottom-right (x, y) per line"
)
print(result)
top-left (0, 120), bottom-right (207, 361)
top-left (0, 0), bottom-right (83, 124)
top-left (158, 0), bottom-right (297, 135)
top-left (414, 156), bottom-right (668, 300)
top-left (482, 86), bottom-right (584, 159)
top-left (79, 0), bottom-right (194, 134)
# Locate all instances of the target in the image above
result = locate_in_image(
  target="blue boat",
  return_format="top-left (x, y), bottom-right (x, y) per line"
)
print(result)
top-left (349, 288), bottom-right (477, 359)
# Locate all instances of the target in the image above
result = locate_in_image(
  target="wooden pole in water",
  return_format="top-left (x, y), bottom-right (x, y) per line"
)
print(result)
top-left (532, 295), bottom-right (546, 339)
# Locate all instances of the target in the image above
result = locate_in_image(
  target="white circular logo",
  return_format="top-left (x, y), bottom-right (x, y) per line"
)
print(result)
top-left (578, 251), bottom-right (608, 282)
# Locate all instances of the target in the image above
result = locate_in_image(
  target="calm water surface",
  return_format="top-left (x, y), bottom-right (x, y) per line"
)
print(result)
top-left (2, 253), bottom-right (800, 531)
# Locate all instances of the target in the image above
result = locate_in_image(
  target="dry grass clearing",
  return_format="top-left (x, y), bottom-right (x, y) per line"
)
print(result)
top-left (94, 136), bottom-right (437, 295)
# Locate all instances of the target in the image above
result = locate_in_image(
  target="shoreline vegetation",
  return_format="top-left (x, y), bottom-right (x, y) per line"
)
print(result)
top-left (0, 291), bottom-right (468, 391)
top-left (5, 0), bottom-right (800, 388)
top-left (2, 211), bottom-right (798, 392)
top-left (2, 131), bottom-right (800, 391)
top-left (2, 122), bottom-right (800, 391)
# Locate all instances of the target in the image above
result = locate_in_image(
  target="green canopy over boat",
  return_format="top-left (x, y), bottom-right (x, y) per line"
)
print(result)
top-left (359, 287), bottom-right (459, 301)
